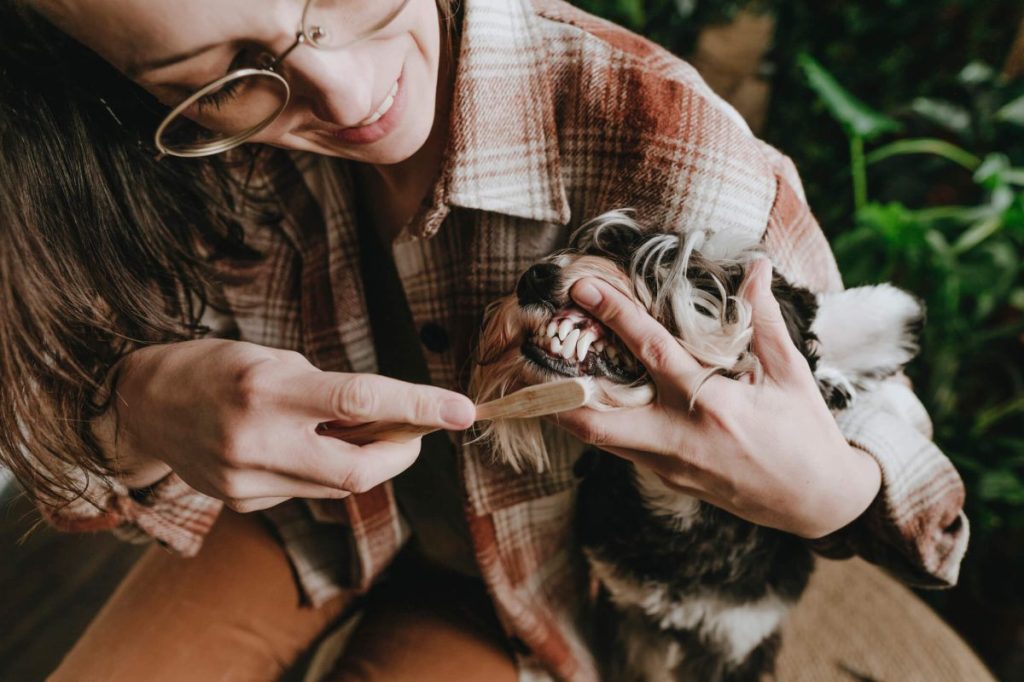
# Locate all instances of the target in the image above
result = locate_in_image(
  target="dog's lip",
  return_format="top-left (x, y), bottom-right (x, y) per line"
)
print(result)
top-left (522, 343), bottom-right (585, 378)
top-left (521, 341), bottom-right (637, 383)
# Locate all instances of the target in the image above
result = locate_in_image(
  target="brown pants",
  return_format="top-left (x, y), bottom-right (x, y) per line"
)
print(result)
top-left (51, 510), bottom-right (993, 682)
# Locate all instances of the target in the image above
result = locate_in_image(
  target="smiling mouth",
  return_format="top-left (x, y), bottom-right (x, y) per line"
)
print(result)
top-left (354, 80), bottom-right (399, 127)
top-left (522, 306), bottom-right (640, 383)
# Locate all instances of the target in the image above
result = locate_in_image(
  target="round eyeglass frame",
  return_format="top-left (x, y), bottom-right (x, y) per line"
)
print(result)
top-left (153, 0), bottom-right (413, 159)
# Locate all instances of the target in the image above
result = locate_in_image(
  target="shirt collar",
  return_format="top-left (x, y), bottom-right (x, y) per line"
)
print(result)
top-left (415, 0), bottom-right (570, 238)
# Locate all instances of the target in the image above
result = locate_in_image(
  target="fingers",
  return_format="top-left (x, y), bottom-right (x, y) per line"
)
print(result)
top-left (552, 405), bottom-right (689, 454)
top-left (223, 497), bottom-right (292, 514)
top-left (284, 434), bottom-right (423, 494)
top-left (208, 470), bottom-right (353, 506)
top-left (283, 372), bottom-right (475, 429)
top-left (739, 259), bottom-right (805, 382)
top-left (570, 278), bottom-right (703, 382)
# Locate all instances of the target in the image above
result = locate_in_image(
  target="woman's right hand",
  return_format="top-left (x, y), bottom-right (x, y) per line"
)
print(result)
top-left (92, 339), bottom-right (476, 512)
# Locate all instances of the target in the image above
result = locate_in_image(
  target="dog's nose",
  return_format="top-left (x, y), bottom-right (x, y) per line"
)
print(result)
top-left (516, 263), bottom-right (562, 307)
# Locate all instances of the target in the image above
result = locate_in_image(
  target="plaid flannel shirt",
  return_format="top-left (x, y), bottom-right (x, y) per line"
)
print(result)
top-left (47, 1), bottom-right (968, 679)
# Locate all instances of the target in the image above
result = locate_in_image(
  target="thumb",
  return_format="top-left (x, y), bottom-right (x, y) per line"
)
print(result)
top-left (741, 259), bottom-right (801, 381)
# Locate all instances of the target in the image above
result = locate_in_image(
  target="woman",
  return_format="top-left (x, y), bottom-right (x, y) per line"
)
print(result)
top-left (1, 0), bottom-right (971, 680)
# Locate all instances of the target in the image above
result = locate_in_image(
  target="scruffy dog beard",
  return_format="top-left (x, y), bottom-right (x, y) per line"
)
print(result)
top-left (470, 211), bottom-right (923, 681)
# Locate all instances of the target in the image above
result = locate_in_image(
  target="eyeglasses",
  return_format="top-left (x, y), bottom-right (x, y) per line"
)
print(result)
top-left (153, 0), bottom-right (412, 159)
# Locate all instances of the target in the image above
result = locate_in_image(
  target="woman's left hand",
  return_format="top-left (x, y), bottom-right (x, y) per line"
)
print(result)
top-left (554, 259), bottom-right (882, 539)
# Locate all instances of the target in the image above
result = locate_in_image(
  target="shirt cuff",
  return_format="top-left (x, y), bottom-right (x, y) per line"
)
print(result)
top-left (42, 471), bottom-right (222, 557)
top-left (810, 401), bottom-right (969, 588)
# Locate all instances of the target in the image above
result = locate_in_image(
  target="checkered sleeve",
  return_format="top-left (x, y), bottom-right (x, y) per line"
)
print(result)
top-left (38, 305), bottom-right (235, 557)
top-left (42, 470), bottom-right (222, 557)
top-left (761, 146), bottom-right (969, 588)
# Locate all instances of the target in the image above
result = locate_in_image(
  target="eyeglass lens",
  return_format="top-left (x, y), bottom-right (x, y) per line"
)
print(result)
top-left (159, 71), bottom-right (290, 155)
top-left (157, 0), bottom-right (410, 157)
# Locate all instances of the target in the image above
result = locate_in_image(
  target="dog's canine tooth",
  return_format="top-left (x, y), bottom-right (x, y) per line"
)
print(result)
top-left (546, 321), bottom-right (558, 337)
top-left (557, 319), bottom-right (574, 340)
top-left (550, 336), bottom-right (563, 354)
top-left (562, 329), bottom-right (581, 359)
top-left (577, 330), bottom-right (596, 361)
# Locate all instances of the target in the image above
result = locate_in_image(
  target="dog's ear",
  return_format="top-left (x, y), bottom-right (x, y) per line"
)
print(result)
top-left (810, 284), bottom-right (925, 408)
top-left (569, 210), bottom-right (646, 260)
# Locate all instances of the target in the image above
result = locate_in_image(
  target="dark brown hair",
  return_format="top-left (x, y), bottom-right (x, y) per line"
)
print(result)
top-left (1, 0), bottom-right (460, 509)
top-left (0, 2), bottom-right (261, 506)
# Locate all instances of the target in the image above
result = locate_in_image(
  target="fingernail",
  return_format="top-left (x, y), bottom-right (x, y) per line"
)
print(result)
top-left (572, 280), bottom-right (602, 307)
top-left (441, 398), bottom-right (475, 428)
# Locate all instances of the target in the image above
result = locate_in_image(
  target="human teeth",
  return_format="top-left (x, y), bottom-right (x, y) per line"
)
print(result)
top-left (577, 331), bottom-right (595, 362)
top-left (546, 321), bottom-right (558, 337)
top-left (550, 336), bottom-right (562, 354)
top-left (358, 81), bottom-right (398, 126)
top-left (561, 329), bottom-right (580, 359)
top-left (557, 319), bottom-right (574, 340)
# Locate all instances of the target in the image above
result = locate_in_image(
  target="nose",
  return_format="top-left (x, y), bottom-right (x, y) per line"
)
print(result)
top-left (516, 263), bottom-right (562, 307)
top-left (287, 49), bottom-right (375, 127)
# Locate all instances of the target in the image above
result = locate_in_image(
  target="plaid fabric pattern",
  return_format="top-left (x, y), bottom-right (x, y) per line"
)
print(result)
top-left (45, 0), bottom-right (968, 678)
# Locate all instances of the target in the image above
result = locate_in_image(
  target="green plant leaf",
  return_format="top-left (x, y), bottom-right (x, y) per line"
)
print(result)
top-left (978, 470), bottom-right (1024, 505)
top-left (975, 397), bottom-right (1024, 435)
top-left (909, 204), bottom-right (994, 225)
top-left (1010, 288), bottom-right (1024, 311)
top-left (798, 53), bottom-right (903, 140)
top-left (910, 97), bottom-right (972, 137)
top-left (959, 61), bottom-right (997, 86)
top-left (995, 94), bottom-right (1024, 127)
top-left (866, 137), bottom-right (981, 171)
top-left (974, 153), bottom-right (1012, 188)
top-left (952, 215), bottom-right (1004, 255)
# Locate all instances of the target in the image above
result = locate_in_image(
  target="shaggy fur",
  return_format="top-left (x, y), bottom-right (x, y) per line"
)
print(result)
top-left (470, 211), bottom-right (924, 681)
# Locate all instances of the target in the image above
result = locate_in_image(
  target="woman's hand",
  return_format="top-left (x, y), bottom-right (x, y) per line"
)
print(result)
top-left (92, 339), bottom-right (475, 513)
top-left (554, 259), bottom-right (882, 539)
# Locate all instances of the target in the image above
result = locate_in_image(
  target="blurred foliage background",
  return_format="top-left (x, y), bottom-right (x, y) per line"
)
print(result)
top-left (578, 0), bottom-right (1024, 677)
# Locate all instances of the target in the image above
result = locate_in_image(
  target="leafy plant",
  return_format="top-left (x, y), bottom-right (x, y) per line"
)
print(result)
top-left (800, 56), bottom-right (1024, 539)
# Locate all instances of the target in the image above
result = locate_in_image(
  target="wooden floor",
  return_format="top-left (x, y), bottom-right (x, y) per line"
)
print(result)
top-left (0, 483), bottom-right (143, 681)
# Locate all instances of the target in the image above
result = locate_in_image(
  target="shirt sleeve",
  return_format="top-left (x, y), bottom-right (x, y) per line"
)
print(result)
top-left (41, 470), bottom-right (222, 558)
top-left (38, 305), bottom-right (235, 557)
top-left (760, 145), bottom-right (969, 588)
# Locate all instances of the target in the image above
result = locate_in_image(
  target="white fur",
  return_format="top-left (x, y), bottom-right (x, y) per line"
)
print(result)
top-left (812, 284), bottom-right (923, 400)
top-left (588, 555), bottom-right (790, 665)
top-left (632, 465), bottom-right (702, 531)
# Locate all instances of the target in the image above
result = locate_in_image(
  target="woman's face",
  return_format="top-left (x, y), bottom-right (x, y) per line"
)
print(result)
top-left (35, 0), bottom-right (443, 165)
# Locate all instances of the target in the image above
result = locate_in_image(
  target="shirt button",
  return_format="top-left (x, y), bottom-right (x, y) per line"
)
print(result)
top-left (419, 323), bottom-right (450, 354)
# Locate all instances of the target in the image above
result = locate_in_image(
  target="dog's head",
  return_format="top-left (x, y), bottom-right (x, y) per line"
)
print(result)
top-left (470, 211), bottom-right (765, 470)
top-left (471, 210), bottom-right (926, 473)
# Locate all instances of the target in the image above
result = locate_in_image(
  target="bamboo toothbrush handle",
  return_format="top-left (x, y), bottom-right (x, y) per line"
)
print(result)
top-left (319, 379), bottom-right (591, 446)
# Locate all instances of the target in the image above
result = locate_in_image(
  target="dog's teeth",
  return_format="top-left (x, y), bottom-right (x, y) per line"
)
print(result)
top-left (577, 331), bottom-right (596, 362)
top-left (550, 336), bottom-right (562, 354)
top-left (557, 319), bottom-right (573, 340)
top-left (561, 329), bottom-right (580, 359)
top-left (546, 321), bottom-right (558, 337)
top-left (593, 340), bottom-right (606, 353)
top-left (607, 346), bottom-right (619, 361)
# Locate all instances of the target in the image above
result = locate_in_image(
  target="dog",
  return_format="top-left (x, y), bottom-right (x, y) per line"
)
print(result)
top-left (470, 210), bottom-right (924, 681)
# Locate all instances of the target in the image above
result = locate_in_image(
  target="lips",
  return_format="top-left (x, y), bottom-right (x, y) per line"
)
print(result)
top-left (315, 70), bottom-right (407, 146)
top-left (522, 307), bottom-right (638, 382)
